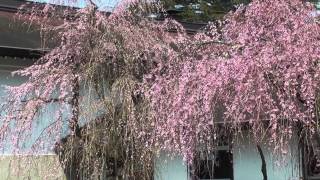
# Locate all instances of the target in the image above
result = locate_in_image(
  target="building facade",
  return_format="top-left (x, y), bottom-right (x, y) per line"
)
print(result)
top-left (0, 0), bottom-right (320, 180)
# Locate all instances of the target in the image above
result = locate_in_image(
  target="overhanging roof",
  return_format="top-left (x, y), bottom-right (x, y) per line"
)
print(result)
top-left (0, 0), bottom-right (207, 59)
top-left (0, 46), bottom-right (48, 59)
top-left (0, 1), bottom-right (43, 57)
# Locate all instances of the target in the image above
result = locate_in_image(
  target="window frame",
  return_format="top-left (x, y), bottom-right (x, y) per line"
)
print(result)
top-left (188, 142), bottom-right (233, 180)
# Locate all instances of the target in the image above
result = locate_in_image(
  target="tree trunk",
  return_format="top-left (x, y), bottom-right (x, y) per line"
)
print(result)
top-left (69, 75), bottom-right (81, 137)
top-left (257, 144), bottom-right (267, 180)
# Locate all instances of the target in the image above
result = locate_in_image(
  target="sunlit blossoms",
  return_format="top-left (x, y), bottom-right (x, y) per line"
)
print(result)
top-left (145, 0), bottom-right (320, 161)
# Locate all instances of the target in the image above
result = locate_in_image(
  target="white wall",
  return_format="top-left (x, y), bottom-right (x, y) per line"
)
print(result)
top-left (154, 132), bottom-right (302, 180)
top-left (154, 152), bottom-right (189, 180)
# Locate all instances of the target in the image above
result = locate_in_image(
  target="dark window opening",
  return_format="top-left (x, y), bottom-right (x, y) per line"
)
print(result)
top-left (193, 150), bottom-right (233, 180)
top-left (190, 136), bottom-right (233, 180)
top-left (301, 133), bottom-right (320, 180)
top-left (304, 135), bottom-right (320, 180)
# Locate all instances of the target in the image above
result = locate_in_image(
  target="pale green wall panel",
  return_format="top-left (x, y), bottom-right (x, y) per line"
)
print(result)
top-left (0, 155), bottom-right (66, 180)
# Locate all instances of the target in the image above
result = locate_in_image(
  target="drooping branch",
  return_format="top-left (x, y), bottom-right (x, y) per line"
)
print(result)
top-left (193, 40), bottom-right (232, 46)
top-left (87, 0), bottom-right (96, 6)
top-left (21, 97), bottom-right (67, 103)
